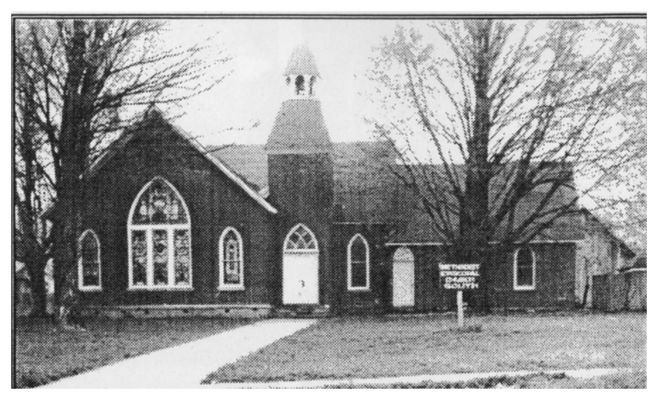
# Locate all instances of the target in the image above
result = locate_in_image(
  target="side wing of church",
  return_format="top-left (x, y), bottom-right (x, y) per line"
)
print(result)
top-left (71, 46), bottom-right (634, 318)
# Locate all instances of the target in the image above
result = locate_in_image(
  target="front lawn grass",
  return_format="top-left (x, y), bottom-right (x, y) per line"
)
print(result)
top-left (204, 311), bottom-right (645, 384)
top-left (328, 370), bottom-right (646, 388)
top-left (14, 317), bottom-right (251, 388)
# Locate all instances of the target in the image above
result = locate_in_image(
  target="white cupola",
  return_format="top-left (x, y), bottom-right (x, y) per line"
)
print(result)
top-left (283, 44), bottom-right (320, 99)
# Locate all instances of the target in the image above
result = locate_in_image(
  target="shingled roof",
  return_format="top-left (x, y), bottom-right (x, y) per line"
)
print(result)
top-left (265, 99), bottom-right (332, 154)
top-left (211, 143), bottom-right (587, 244)
top-left (212, 141), bottom-right (401, 223)
top-left (284, 45), bottom-right (320, 76)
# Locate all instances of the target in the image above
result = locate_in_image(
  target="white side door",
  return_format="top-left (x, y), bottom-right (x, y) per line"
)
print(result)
top-left (393, 247), bottom-right (415, 307)
top-left (283, 252), bottom-right (319, 304)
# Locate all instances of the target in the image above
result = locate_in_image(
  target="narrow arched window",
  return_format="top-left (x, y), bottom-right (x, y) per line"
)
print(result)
top-left (219, 227), bottom-right (244, 290)
top-left (514, 247), bottom-right (536, 290)
top-left (128, 177), bottom-right (192, 289)
top-left (347, 234), bottom-right (370, 291)
top-left (78, 229), bottom-right (101, 291)
top-left (295, 75), bottom-right (305, 95)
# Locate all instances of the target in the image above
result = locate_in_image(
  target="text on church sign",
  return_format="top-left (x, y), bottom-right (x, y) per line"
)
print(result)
top-left (439, 264), bottom-right (480, 290)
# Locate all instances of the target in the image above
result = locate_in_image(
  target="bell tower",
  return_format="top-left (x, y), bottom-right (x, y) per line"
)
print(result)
top-left (266, 45), bottom-right (334, 305)
top-left (266, 44), bottom-right (333, 216)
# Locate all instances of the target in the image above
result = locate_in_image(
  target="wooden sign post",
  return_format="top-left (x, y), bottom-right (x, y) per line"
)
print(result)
top-left (439, 264), bottom-right (480, 328)
top-left (456, 289), bottom-right (464, 328)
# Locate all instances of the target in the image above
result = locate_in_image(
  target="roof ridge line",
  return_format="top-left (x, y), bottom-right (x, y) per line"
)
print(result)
top-left (166, 121), bottom-right (278, 214)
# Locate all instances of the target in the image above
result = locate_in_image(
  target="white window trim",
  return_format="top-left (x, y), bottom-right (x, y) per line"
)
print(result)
top-left (218, 227), bottom-right (245, 291)
top-left (513, 247), bottom-right (536, 291)
top-left (78, 229), bottom-right (102, 291)
top-left (283, 223), bottom-right (319, 254)
top-left (127, 177), bottom-right (193, 291)
top-left (347, 234), bottom-right (370, 291)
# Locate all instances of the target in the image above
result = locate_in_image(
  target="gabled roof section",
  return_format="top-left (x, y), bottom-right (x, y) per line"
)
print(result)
top-left (265, 99), bottom-right (332, 154)
top-left (386, 164), bottom-right (586, 244)
top-left (581, 207), bottom-right (635, 256)
top-left (284, 45), bottom-right (320, 77)
top-left (83, 107), bottom-right (277, 214)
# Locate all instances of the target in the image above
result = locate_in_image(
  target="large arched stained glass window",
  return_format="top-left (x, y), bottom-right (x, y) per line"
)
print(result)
top-left (128, 177), bottom-right (192, 289)
top-left (78, 229), bottom-right (101, 291)
top-left (219, 227), bottom-right (244, 290)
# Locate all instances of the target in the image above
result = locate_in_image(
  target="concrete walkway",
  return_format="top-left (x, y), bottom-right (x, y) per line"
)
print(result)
top-left (211, 367), bottom-right (636, 388)
top-left (45, 318), bottom-right (316, 388)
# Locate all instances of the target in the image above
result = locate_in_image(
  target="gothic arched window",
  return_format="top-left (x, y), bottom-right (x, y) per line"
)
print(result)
top-left (78, 229), bottom-right (101, 291)
top-left (284, 224), bottom-right (318, 252)
top-left (128, 177), bottom-right (192, 289)
top-left (347, 234), bottom-right (370, 290)
top-left (219, 227), bottom-right (244, 290)
top-left (514, 247), bottom-right (536, 290)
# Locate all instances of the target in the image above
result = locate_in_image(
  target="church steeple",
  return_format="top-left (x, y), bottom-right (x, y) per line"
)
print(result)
top-left (266, 45), bottom-right (334, 306)
top-left (284, 45), bottom-right (320, 98)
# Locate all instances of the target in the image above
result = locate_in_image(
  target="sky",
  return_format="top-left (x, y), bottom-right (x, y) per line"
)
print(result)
top-left (158, 19), bottom-right (402, 147)
top-left (154, 18), bottom-right (645, 155)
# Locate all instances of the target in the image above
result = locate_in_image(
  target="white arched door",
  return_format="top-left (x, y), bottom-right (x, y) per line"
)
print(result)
top-left (392, 247), bottom-right (415, 307)
top-left (282, 224), bottom-right (319, 304)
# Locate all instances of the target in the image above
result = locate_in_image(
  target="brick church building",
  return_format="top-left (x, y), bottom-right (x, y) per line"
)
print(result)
top-left (70, 46), bottom-right (634, 317)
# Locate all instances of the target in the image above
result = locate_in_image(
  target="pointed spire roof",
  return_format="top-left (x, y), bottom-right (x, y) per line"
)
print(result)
top-left (284, 45), bottom-right (320, 77)
top-left (266, 99), bottom-right (331, 154)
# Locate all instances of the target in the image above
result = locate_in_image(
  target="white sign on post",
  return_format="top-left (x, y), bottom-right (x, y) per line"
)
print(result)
top-left (439, 264), bottom-right (480, 328)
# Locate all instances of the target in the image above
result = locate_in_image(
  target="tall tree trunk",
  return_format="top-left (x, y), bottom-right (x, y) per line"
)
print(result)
top-left (52, 160), bottom-right (83, 324)
top-left (52, 21), bottom-right (94, 325)
top-left (457, 21), bottom-right (494, 312)
top-left (28, 262), bottom-right (48, 317)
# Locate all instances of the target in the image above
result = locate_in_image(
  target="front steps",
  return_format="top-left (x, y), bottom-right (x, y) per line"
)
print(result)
top-left (79, 304), bottom-right (273, 319)
top-left (79, 303), bottom-right (332, 319)
top-left (273, 304), bottom-right (332, 318)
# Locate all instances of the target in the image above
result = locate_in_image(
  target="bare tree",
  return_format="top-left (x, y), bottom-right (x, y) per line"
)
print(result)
top-left (14, 47), bottom-right (54, 316)
top-left (368, 20), bottom-right (645, 310)
top-left (14, 19), bottom-right (231, 323)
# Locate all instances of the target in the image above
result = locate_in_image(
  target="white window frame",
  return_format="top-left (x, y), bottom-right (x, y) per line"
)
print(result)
top-left (513, 247), bottom-right (536, 291)
top-left (127, 177), bottom-right (193, 291)
top-left (347, 234), bottom-right (370, 291)
top-left (218, 227), bottom-right (245, 291)
top-left (283, 223), bottom-right (319, 254)
top-left (78, 229), bottom-right (102, 291)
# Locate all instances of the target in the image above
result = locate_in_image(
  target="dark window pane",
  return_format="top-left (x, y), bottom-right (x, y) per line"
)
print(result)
top-left (517, 265), bottom-right (534, 287)
top-left (351, 237), bottom-right (366, 262)
top-left (224, 261), bottom-right (241, 284)
top-left (152, 230), bottom-right (168, 285)
top-left (83, 262), bottom-right (99, 286)
top-left (80, 232), bottom-right (100, 287)
top-left (174, 230), bottom-right (191, 285)
top-left (351, 261), bottom-right (367, 288)
top-left (517, 247), bottom-right (533, 268)
top-left (131, 231), bottom-right (147, 285)
top-left (81, 234), bottom-right (98, 259)
top-left (516, 247), bottom-right (534, 287)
